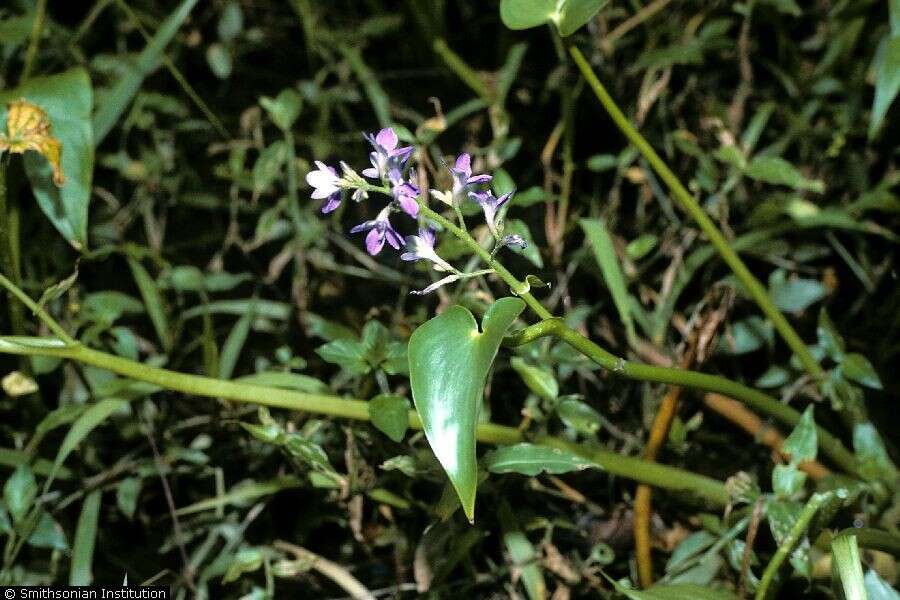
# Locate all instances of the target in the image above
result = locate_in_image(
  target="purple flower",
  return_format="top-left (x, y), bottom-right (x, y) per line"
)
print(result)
top-left (469, 189), bottom-right (513, 237)
top-left (350, 205), bottom-right (404, 256)
top-left (432, 153), bottom-right (492, 206)
top-left (362, 128), bottom-right (413, 180)
top-left (401, 228), bottom-right (454, 272)
top-left (306, 161), bottom-right (342, 213)
top-left (451, 154), bottom-right (492, 198)
top-left (388, 168), bottom-right (420, 218)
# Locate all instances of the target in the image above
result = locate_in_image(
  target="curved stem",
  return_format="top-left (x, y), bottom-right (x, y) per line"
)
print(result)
top-left (415, 198), bottom-right (858, 475)
top-left (568, 45), bottom-right (825, 383)
top-left (506, 319), bottom-right (858, 475)
top-left (0, 335), bottom-right (729, 507)
top-left (20, 0), bottom-right (48, 82)
top-left (755, 492), bottom-right (834, 600)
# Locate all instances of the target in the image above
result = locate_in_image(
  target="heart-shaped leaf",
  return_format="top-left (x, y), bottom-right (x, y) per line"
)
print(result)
top-left (0, 68), bottom-right (94, 250)
top-left (369, 394), bottom-right (411, 442)
top-left (499, 0), bottom-right (610, 37)
top-left (557, 0), bottom-right (611, 37)
top-left (408, 297), bottom-right (525, 522)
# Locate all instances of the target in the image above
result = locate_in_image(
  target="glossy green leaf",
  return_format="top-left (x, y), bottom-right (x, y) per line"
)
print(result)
top-left (580, 218), bottom-right (636, 342)
top-left (768, 269), bottom-right (827, 313)
top-left (869, 36), bottom-right (900, 140)
top-left (47, 399), bottom-right (129, 490)
top-left (831, 534), bottom-right (865, 600)
top-left (510, 357), bottom-right (558, 402)
top-left (408, 297), bottom-right (525, 522)
top-left (0, 68), bottom-right (94, 249)
top-left (498, 500), bottom-right (546, 600)
top-left (485, 443), bottom-right (599, 476)
top-left (369, 394), bottom-right (411, 442)
top-left (745, 155), bottom-right (824, 193)
top-left (557, 0), bottom-right (610, 36)
top-left (865, 569), bottom-right (900, 600)
top-left (69, 490), bottom-right (101, 585)
top-left (499, 0), bottom-right (610, 37)
top-left (499, 0), bottom-right (556, 31)
top-left (840, 353), bottom-right (882, 389)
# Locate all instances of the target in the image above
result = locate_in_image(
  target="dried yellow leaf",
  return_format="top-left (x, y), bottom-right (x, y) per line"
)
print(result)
top-left (0, 99), bottom-right (65, 186)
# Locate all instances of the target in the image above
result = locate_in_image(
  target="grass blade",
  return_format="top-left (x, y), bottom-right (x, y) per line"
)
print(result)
top-left (580, 218), bottom-right (636, 343)
top-left (69, 489), bottom-right (102, 585)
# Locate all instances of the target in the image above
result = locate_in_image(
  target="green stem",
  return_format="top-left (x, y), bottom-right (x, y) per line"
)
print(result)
top-left (0, 335), bottom-right (728, 507)
top-left (283, 129), bottom-right (305, 238)
top-left (0, 164), bottom-right (27, 338)
top-left (755, 492), bottom-right (834, 600)
top-left (835, 527), bottom-right (900, 558)
top-left (416, 198), bottom-right (858, 476)
top-left (568, 46), bottom-right (825, 382)
top-left (20, 0), bottom-right (48, 82)
top-left (504, 319), bottom-right (857, 475)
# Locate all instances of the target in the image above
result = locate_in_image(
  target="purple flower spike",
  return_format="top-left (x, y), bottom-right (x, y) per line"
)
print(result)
top-left (389, 168), bottom-right (420, 218)
top-left (306, 161), bottom-right (342, 213)
top-left (469, 189), bottom-right (514, 237)
top-left (449, 153), bottom-right (492, 203)
top-left (350, 205), bottom-right (404, 256)
top-left (401, 228), bottom-right (454, 272)
top-left (362, 127), bottom-right (413, 180)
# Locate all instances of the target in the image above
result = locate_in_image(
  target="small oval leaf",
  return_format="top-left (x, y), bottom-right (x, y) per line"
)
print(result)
top-left (485, 443), bottom-right (600, 476)
top-left (369, 394), bottom-right (411, 442)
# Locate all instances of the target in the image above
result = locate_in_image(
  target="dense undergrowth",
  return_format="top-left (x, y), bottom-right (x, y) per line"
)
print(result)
top-left (0, 0), bottom-right (899, 598)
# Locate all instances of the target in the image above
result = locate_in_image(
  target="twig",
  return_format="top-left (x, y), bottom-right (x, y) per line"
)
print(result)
top-left (274, 540), bottom-right (376, 600)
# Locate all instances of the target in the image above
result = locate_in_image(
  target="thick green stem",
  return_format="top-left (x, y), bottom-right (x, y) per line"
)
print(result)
top-left (0, 336), bottom-right (729, 506)
top-left (835, 527), bottom-right (900, 557)
top-left (568, 46), bottom-right (825, 383)
top-left (20, 0), bottom-right (48, 82)
top-left (0, 164), bottom-right (27, 338)
top-left (417, 199), bottom-right (858, 476)
top-left (505, 319), bottom-right (858, 476)
top-left (755, 492), bottom-right (834, 600)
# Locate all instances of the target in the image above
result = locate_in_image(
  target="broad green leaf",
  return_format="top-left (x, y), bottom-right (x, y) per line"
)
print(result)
top-left (745, 155), bottom-right (824, 193)
top-left (92, 0), bottom-right (198, 143)
top-left (485, 443), bottom-right (599, 476)
top-left (666, 531), bottom-right (717, 573)
top-left (500, 0), bottom-right (556, 31)
top-left (557, 397), bottom-right (601, 435)
top-left (840, 353), bottom-right (882, 389)
top-left (869, 36), bottom-right (900, 140)
top-left (627, 234), bottom-right (658, 260)
top-left (4, 465), bottom-right (37, 523)
top-left (47, 399), bottom-right (129, 490)
top-left (865, 569), bottom-right (900, 600)
top-left (369, 394), bottom-right (411, 442)
top-left (498, 500), bottom-right (546, 600)
top-left (69, 490), bottom-right (101, 585)
top-left (510, 357), bottom-right (558, 402)
top-left (773, 464), bottom-right (807, 497)
top-left (408, 297), bottom-right (525, 522)
top-left (767, 499), bottom-right (811, 578)
top-left (252, 140), bottom-right (286, 195)
top-left (580, 218), bottom-right (636, 342)
top-left (831, 534), bottom-right (865, 600)
top-left (0, 68), bottom-right (94, 249)
top-left (557, 0), bottom-right (610, 37)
